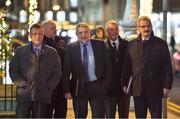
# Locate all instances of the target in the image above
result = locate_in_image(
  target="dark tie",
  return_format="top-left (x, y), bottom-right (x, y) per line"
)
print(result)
top-left (112, 42), bottom-right (117, 51)
top-left (83, 44), bottom-right (89, 81)
top-left (112, 42), bottom-right (118, 62)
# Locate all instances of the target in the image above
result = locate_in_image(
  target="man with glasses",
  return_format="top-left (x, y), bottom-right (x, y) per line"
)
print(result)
top-left (121, 16), bottom-right (173, 118)
top-left (9, 23), bottom-right (62, 118)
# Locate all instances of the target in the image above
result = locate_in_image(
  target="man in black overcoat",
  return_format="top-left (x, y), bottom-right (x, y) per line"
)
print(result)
top-left (121, 16), bottom-right (173, 118)
top-left (105, 20), bottom-right (130, 118)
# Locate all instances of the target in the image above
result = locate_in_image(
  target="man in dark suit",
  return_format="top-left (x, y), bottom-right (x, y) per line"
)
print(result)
top-left (42, 20), bottom-right (67, 118)
top-left (105, 20), bottom-right (130, 118)
top-left (121, 16), bottom-right (173, 118)
top-left (63, 22), bottom-right (111, 118)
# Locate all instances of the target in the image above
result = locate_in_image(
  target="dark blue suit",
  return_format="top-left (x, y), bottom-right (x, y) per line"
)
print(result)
top-left (63, 39), bottom-right (111, 118)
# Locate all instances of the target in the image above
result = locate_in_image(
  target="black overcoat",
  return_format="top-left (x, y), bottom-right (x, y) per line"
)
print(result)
top-left (121, 33), bottom-right (173, 98)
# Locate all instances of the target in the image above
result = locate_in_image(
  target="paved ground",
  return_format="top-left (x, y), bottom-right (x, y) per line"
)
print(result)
top-left (0, 100), bottom-right (179, 118)
top-left (66, 100), bottom-right (179, 118)
top-left (0, 71), bottom-right (180, 118)
top-left (65, 74), bottom-right (180, 118)
top-left (169, 75), bottom-right (180, 105)
top-left (167, 74), bottom-right (180, 117)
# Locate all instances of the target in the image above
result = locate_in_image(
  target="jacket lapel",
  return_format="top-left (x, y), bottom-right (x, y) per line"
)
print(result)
top-left (74, 41), bottom-right (82, 65)
top-left (142, 36), bottom-right (155, 62)
top-left (74, 41), bottom-right (85, 78)
top-left (136, 40), bottom-right (144, 62)
top-left (136, 35), bottom-right (155, 63)
top-left (90, 40), bottom-right (97, 64)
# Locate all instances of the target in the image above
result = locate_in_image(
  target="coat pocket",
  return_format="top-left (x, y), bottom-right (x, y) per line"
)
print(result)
top-left (16, 82), bottom-right (32, 98)
top-left (132, 74), bottom-right (142, 96)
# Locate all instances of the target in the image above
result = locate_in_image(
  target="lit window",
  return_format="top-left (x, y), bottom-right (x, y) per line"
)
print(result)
top-left (45, 11), bottom-right (53, 20)
top-left (69, 12), bottom-right (78, 23)
top-left (57, 11), bottom-right (66, 22)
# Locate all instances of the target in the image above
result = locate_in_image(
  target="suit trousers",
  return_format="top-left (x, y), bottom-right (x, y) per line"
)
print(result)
top-left (47, 97), bottom-right (67, 118)
top-left (47, 81), bottom-right (67, 118)
top-left (72, 81), bottom-right (106, 118)
top-left (134, 95), bottom-right (162, 118)
top-left (16, 100), bottom-right (50, 118)
top-left (105, 95), bottom-right (130, 118)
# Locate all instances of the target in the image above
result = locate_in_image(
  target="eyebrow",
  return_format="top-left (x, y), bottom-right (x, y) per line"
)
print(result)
top-left (139, 25), bottom-right (151, 27)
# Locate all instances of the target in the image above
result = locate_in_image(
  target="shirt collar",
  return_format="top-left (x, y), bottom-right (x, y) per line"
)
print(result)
top-left (110, 39), bottom-right (119, 48)
top-left (80, 40), bottom-right (90, 46)
top-left (110, 39), bottom-right (119, 44)
top-left (33, 44), bottom-right (42, 50)
top-left (142, 36), bottom-right (150, 41)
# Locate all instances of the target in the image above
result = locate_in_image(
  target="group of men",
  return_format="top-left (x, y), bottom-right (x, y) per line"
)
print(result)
top-left (9, 16), bottom-right (173, 118)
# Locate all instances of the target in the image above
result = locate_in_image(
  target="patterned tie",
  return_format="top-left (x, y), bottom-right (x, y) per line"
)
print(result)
top-left (34, 48), bottom-right (41, 57)
top-left (83, 44), bottom-right (89, 81)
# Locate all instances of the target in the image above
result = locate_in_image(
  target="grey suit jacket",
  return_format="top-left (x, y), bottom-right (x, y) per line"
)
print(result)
top-left (9, 43), bottom-right (62, 103)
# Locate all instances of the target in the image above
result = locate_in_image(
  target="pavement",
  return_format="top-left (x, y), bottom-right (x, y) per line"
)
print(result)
top-left (0, 74), bottom-right (180, 118)
top-left (169, 75), bottom-right (180, 105)
top-left (168, 74), bottom-right (180, 116)
top-left (64, 77), bottom-right (180, 118)
top-left (66, 100), bottom-right (180, 118)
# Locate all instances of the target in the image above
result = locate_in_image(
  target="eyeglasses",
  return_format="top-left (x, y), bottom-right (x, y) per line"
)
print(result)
top-left (139, 25), bottom-right (151, 29)
top-left (31, 33), bottom-right (44, 36)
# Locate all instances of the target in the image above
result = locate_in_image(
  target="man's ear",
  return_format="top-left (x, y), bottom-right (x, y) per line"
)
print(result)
top-left (136, 29), bottom-right (140, 34)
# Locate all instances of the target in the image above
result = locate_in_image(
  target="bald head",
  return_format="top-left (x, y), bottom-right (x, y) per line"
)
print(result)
top-left (42, 20), bottom-right (57, 38)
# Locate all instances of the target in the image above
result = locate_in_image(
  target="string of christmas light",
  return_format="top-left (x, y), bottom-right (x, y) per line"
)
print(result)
top-left (0, 9), bottom-right (13, 79)
top-left (28, 0), bottom-right (38, 27)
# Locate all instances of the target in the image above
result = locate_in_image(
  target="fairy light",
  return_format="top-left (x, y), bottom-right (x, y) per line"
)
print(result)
top-left (0, 11), bottom-right (7, 36)
top-left (28, 0), bottom-right (38, 27)
top-left (0, 9), bottom-right (14, 80)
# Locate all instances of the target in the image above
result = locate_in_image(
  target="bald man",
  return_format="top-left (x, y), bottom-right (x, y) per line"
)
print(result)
top-left (42, 20), bottom-right (67, 118)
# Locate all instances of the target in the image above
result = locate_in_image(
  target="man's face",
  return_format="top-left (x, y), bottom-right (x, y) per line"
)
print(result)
top-left (107, 23), bottom-right (119, 41)
top-left (138, 20), bottom-right (152, 39)
top-left (30, 28), bottom-right (44, 47)
top-left (76, 26), bottom-right (90, 44)
top-left (45, 23), bottom-right (56, 38)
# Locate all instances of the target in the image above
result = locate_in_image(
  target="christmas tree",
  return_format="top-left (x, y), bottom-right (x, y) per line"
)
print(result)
top-left (0, 9), bottom-right (13, 82)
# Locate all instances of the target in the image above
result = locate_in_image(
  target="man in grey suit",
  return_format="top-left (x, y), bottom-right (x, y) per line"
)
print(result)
top-left (63, 22), bottom-right (111, 118)
top-left (9, 23), bottom-right (62, 118)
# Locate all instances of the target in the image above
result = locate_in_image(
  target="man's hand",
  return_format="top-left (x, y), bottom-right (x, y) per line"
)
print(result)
top-left (14, 80), bottom-right (26, 87)
top-left (163, 88), bottom-right (171, 98)
top-left (123, 86), bottom-right (127, 94)
top-left (65, 93), bottom-right (72, 99)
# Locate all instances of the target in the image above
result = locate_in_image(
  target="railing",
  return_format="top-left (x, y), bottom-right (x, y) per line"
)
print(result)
top-left (0, 83), bottom-right (16, 118)
top-left (0, 84), bottom-right (16, 111)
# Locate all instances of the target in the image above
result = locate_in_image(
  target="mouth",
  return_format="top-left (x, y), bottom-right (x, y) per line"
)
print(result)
top-left (144, 30), bottom-right (150, 33)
